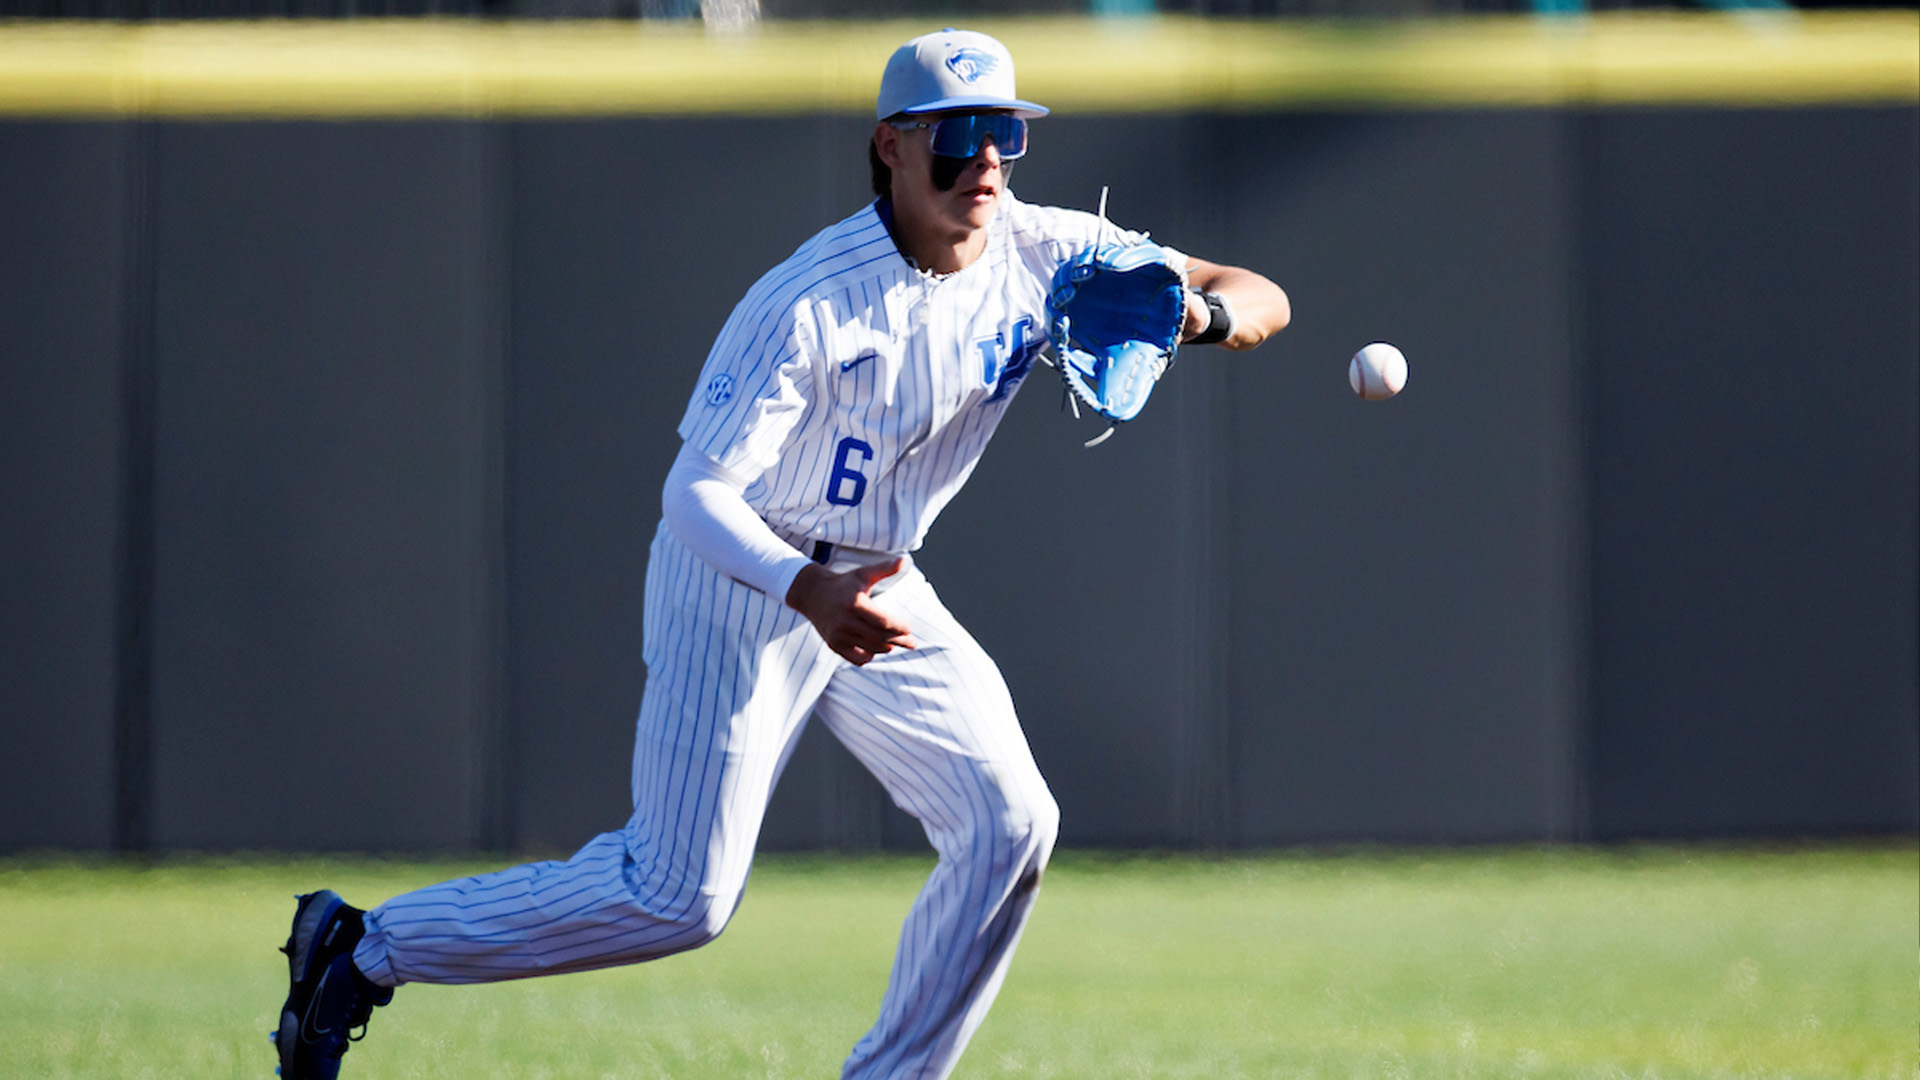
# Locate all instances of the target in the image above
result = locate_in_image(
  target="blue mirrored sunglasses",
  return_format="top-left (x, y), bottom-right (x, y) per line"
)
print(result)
top-left (891, 113), bottom-right (1028, 161)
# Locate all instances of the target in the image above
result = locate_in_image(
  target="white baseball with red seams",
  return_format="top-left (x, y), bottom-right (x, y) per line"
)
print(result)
top-left (1350, 341), bottom-right (1409, 400)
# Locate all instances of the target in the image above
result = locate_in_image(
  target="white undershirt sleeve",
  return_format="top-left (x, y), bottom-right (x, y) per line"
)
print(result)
top-left (660, 441), bottom-right (817, 603)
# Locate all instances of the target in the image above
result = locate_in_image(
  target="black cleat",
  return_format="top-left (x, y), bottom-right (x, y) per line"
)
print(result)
top-left (275, 890), bottom-right (393, 1080)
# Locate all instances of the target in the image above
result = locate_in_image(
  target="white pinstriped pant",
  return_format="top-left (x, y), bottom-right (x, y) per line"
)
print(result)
top-left (354, 522), bottom-right (1060, 1080)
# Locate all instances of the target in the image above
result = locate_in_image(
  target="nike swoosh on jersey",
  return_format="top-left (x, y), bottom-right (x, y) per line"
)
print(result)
top-left (841, 352), bottom-right (878, 373)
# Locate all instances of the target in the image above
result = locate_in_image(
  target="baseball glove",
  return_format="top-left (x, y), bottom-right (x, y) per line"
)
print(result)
top-left (1044, 240), bottom-right (1188, 446)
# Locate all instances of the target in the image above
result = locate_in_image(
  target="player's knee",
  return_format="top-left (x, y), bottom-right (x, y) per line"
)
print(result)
top-left (689, 905), bottom-right (734, 947)
top-left (639, 870), bottom-right (743, 950)
top-left (994, 784), bottom-right (1060, 865)
top-left (935, 769), bottom-right (1060, 872)
top-left (1026, 787), bottom-right (1061, 855)
top-left (674, 891), bottom-right (739, 949)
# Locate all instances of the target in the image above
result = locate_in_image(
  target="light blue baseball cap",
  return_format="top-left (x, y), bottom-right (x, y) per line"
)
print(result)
top-left (876, 29), bottom-right (1049, 121)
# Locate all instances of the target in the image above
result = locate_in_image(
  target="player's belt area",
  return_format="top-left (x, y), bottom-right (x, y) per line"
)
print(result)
top-left (767, 522), bottom-right (904, 578)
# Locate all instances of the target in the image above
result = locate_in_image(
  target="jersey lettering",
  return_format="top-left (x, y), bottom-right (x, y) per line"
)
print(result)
top-left (986, 316), bottom-right (1041, 402)
top-left (975, 334), bottom-right (1003, 388)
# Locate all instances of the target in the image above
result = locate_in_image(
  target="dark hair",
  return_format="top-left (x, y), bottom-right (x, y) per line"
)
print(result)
top-left (869, 137), bottom-right (890, 197)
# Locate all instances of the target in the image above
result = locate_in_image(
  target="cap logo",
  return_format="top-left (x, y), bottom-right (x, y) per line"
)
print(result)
top-left (945, 47), bottom-right (998, 84)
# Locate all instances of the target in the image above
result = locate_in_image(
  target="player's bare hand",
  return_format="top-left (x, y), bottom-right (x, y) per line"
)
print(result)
top-left (786, 558), bottom-right (920, 666)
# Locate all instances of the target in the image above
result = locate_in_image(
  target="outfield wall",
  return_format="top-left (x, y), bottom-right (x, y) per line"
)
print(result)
top-left (1, 18), bottom-right (1915, 853)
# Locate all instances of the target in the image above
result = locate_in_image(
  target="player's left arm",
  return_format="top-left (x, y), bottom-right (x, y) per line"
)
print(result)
top-left (1181, 256), bottom-right (1291, 351)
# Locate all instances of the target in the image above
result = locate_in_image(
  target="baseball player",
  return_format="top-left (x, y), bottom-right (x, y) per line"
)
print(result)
top-left (275, 28), bottom-right (1289, 1080)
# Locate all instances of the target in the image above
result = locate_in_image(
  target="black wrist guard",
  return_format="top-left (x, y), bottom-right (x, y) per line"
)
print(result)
top-left (1188, 288), bottom-right (1235, 345)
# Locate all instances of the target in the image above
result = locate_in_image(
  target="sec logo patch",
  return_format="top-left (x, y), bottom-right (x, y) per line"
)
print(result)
top-left (706, 373), bottom-right (735, 406)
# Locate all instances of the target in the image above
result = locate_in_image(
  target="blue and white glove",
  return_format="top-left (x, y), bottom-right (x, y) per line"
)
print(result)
top-left (1045, 240), bottom-right (1188, 445)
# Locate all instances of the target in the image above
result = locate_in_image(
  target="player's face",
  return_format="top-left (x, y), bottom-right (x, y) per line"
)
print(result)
top-left (881, 111), bottom-right (1024, 236)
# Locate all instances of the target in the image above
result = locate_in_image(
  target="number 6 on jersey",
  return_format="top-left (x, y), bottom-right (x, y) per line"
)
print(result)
top-left (827, 436), bottom-right (874, 506)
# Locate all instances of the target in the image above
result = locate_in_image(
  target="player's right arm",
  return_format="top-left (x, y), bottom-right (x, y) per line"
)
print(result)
top-left (660, 442), bottom-right (815, 600)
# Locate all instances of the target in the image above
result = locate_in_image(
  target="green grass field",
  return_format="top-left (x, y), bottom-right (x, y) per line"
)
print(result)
top-left (0, 845), bottom-right (1912, 1080)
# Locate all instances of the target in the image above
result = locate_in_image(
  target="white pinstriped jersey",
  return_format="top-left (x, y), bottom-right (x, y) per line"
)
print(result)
top-left (678, 193), bottom-right (1145, 555)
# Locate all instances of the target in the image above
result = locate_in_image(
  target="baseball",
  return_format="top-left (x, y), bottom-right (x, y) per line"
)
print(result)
top-left (1349, 342), bottom-right (1408, 400)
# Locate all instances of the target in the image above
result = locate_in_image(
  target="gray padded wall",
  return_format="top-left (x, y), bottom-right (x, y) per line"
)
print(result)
top-left (1, 106), bottom-right (1913, 853)
top-left (1582, 108), bottom-right (1920, 837)
top-left (145, 123), bottom-right (502, 850)
top-left (0, 123), bottom-right (125, 850)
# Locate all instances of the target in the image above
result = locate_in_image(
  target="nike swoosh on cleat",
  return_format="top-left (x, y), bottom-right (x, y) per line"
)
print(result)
top-left (301, 965), bottom-right (337, 1040)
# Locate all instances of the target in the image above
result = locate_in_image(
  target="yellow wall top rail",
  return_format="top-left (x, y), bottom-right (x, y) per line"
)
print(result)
top-left (0, 13), bottom-right (1914, 118)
